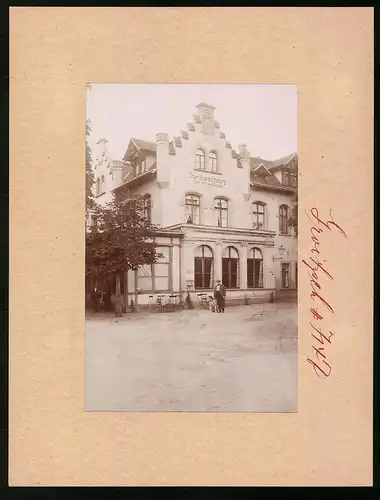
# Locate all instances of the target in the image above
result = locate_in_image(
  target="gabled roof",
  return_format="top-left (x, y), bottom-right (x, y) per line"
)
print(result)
top-left (250, 152), bottom-right (298, 170)
top-left (124, 138), bottom-right (157, 160)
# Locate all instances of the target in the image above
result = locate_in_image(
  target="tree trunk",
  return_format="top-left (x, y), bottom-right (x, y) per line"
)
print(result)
top-left (114, 272), bottom-right (123, 317)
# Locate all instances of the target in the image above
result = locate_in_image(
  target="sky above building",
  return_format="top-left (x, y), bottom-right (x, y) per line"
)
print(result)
top-left (86, 84), bottom-right (297, 161)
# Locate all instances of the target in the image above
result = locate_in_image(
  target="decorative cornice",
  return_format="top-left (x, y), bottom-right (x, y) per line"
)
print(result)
top-left (164, 223), bottom-right (277, 239)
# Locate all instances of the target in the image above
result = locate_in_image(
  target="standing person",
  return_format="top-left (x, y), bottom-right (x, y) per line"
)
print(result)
top-left (214, 280), bottom-right (226, 313)
top-left (91, 287), bottom-right (100, 313)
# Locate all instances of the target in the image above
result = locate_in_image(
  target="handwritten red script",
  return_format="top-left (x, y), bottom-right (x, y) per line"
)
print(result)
top-left (303, 208), bottom-right (347, 377)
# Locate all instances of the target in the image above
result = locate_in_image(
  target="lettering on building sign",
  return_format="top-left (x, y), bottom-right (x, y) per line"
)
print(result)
top-left (190, 171), bottom-right (226, 188)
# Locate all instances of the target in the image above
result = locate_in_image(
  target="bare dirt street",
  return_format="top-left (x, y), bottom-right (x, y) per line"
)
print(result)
top-left (85, 301), bottom-right (297, 413)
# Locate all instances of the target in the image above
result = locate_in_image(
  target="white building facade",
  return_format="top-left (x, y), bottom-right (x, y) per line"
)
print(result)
top-left (91, 103), bottom-right (298, 307)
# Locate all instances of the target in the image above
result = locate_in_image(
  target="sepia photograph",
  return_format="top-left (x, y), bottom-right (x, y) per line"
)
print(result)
top-left (85, 83), bottom-right (298, 412)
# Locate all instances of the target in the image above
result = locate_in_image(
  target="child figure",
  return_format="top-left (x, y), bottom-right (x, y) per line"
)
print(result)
top-left (208, 295), bottom-right (218, 313)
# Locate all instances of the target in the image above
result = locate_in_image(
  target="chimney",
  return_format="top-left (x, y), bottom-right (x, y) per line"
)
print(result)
top-left (156, 133), bottom-right (170, 188)
top-left (238, 143), bottom-right (252, 199)
top-left (111, 160), bottom-right (128, 188)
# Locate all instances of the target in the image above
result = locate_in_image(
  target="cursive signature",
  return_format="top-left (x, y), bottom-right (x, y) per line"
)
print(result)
top-left (303, 208), bottom-right (347, 377)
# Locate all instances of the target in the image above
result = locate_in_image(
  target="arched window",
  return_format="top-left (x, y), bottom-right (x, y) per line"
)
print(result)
top-left (215, 197), bottom-right (228, 227)
top-left (194, 245), bottom-right (213, 289)
top-left (185, 194), bottom-right (200, 224)
top-left (222, 246), bottom-right (239, 288)
top-left (252, 202), bottom-right (265, 230)
top-left (247, 248), bottom-right (263, 288)
top-left (143, 195), bottom-right (152, 223)
top-left (195, 149), bottom-right (206, 170)
top-left (209, 151), bottom-right (218, 172)
top-left (279, 205), bottom-right (289, 234)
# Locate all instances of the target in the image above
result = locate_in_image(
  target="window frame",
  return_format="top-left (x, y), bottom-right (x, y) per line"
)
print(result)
top-left (252, 202), bottom-right (266, 230)
top-left (247, 247), bottom-right (264, 289)
top-left (279, 204), bottom-right (290, 234)
top-left (208, 151), bottom-right (218, 172)
top-left (185, 193), bottom-right (201, 224)
top-left (195, 149), bottom-right (206, 170)
top-left (143, 195), bottom-right (152, 223)
top-left (194, 245), bottom-right (213, 289)
top-left (214, 197), bottom-right (228, 228)
top-left (222, 246), bottom-right (239, 289)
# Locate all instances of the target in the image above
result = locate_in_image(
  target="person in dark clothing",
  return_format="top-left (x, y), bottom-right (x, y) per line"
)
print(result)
top-left (213, 280), bottom-right (226, 313)
top-left (91, 288), bottom-right (101, 313)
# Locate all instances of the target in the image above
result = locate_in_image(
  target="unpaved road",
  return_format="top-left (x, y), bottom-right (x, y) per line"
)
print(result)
top-left (85, 301), bottom-right (297, 412)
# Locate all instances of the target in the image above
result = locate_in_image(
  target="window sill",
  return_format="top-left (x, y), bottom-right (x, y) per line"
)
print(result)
top-left (193, 168), bottom-right (222, 175)
top-left (278, 232), bottom-right (293, 237)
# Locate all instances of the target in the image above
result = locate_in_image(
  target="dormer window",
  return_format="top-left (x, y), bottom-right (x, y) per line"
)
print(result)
top-left (290, 172), bottom-right (297, 187)
top-left (195, 149), bottom-right (206, 170)
top-left (209, 151), bottom-right (218, 172)
top-left (283, 171), bottom-right (289, 185)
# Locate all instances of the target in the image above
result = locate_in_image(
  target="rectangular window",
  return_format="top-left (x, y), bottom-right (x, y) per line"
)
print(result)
top-left (185, 194), bottom-right (200, 224)
top-left (154, 247), bottom-right (170, 291)
top-left (281, 263), bottom-right (290, 288)
top-left (137, 264), bottom-right (153, 291)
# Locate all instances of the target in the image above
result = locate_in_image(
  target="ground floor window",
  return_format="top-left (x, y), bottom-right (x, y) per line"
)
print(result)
top-left (247, 247), bottom-right (263, 288)
top-left (154, 246), bottom-right (170, 291)
top-left (194, 245), bottom-right (213, 289)
top-left (222, 246), bottom-right (239, 288)
top-left (281, 262), bottom-right (290, 288)
top-left (136, 246), bottom-right (171, 291)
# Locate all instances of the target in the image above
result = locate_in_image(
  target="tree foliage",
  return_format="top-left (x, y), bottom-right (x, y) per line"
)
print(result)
top-left (86, 194), bottom-right (162, 280)
top-left (86, 119), bottom-right (94, 210)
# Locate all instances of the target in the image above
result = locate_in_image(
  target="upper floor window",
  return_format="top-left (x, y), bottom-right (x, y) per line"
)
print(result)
top-left (141, 158), bottom-right (147, 174)
top-left (143, 195), bottom-right (152, 223)
top-left (185, 194), bottom-right (200, 224)
top-left (209, 151), bottom-right (218, 172)
top-left (279, 205), bottom-right (289, 234)
top-left (195, 149), bottom-right (206, 170)
top-left (283, 171), bottom-right (289, 185)
top-left (214, 197), bottom-right (228, 227)
top-left (252, 202), bottom-right (265, 230)
top-left (289, 172), bottom-right (297, 187)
